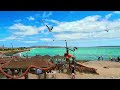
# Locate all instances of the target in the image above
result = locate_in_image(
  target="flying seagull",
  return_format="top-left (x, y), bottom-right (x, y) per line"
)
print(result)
top-left (104, 21), bottom-right (109, 32)
top-left (104, 28), bottom-right (109, 32)
top-left (68, 47), bottom-right (78, 52)
top-left (41, 19), bottom-right (53, 32)
top-left (104, 26), bottom-right (109, 32)
top-left (46, 25), bottom-right (53, 32)
top-left (104, 29), bottom-right (109, 32)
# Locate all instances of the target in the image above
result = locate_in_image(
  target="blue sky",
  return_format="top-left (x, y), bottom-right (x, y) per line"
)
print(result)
top-left (0, 11), bottom-right (120, 47)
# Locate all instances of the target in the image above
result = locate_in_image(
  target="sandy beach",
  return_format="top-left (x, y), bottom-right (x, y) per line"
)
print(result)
top-left (21, 61), bottom-right (120, 79)
top-left (24, 61), bottom-right (120, 79)
top-left (75, 61), bottom-right (120, 79)
top-left (1, 60), bottom-right (120, 79)
top-left (51, 61), bottom-right (120, 79)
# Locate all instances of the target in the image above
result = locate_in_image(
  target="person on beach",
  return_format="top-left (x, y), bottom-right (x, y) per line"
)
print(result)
top-left (6, 69), bottom-right (12, 79)
top-left (98, 56), bottom-right (100, 61)
top-left (57, 60), bottom-right (61, 73)
top-left (71, 56), bottom-right (76, 66)
top-left (71, 65), bottom-right (75, 79)
top-left (37, 69), bottom-right (43, 79)
top-left (110, 56), bottom-right (113, 61)
top-left (117, 57), bottom-right (120, 62)
top-left (101, 56), bottom-right (103, 61)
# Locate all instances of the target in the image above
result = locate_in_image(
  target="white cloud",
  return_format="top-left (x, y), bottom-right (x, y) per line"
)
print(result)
top-left (0, 39), bottom-right (5, 41)
top-left (27, 16), bottom-right (35, 21)
top-left (9, 23), bottom-right (46, 36)
top-left (6, 11), bottom-right (120, 44)
top-left (35, 14), bottom-right (41, 17)
top-left (53, 15), bottom-right (104, 33)
top-left (40, 38), bottom-right (53, 42)
top-left (0, 35), bottom-right (24, 42)
top-left (21, 41), bottom-right (38, 43)
top-left (52, 15), bottom-right (120, 41)
top-left (113, 11), bottom-right (120, 14)
top-left (69, 11), bottom-right (75, 13)
top-left (105, 13), bottom-right (112, 20)
top-left (104, 11), bottom-right (120, 20)
top-left (14, 19), bottom-right (22, 22)
top-left (42, 11), bottom-right (52, 18)
top-left (4, 36), bottom-right (17, 40)
top-left (46, 19), bottom-right (61, 24)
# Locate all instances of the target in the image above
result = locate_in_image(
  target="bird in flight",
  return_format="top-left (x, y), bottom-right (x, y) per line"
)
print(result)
top-left (46, 25), bottom-right (53, 32)
top-left (41, 19), bottom-right (53, 32)
top-left (104, 27), bottom-right (109, 32)
top-left (104, 29), bottom-right (109, 32)
top-left (104, 22), bottom-right (110, 32)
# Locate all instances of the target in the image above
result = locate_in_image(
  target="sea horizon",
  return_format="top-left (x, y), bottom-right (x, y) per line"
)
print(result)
top-left (1, 45), bottom-right (120, 48)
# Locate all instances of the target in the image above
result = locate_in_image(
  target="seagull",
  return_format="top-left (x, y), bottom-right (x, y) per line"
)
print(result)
top-left (41, 19), bottom-right (53, 32)
top-left (104, 23), bottom-right (110, 32)
top-left (104, 29), bottom-right (109, 32)
top-left (74, 47), bottom-right (78, 50)
top-left (46, 25), bottom-right (53, 32)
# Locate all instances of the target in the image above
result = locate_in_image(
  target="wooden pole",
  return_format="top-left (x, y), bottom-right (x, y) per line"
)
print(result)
top-left (44, 71), bottom-right (46, 79)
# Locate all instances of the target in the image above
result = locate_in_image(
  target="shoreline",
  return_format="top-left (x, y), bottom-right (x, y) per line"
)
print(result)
top-left (0, 49), bottom-right (30, 56)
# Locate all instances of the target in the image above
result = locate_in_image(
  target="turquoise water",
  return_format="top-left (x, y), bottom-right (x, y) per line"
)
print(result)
top-left (21, 47), bottom-right (120, 61)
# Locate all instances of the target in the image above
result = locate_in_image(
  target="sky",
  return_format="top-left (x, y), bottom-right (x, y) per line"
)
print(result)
top-left (0, 11), bottom-right (120, 47)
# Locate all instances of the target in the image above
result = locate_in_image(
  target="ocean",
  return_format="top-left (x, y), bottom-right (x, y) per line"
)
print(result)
top-left (21, 47), bottom-right (120, 61)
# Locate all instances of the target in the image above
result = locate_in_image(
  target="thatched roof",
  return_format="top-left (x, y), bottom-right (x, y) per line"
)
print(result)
top-left (0, 60), bottom-right (9, 64)
top-left (53, 55), bottom-right (64, 59)
top-left (31, 54), bottom-right (52, 60)
top-left (0, 57), bottom-right (14, 61)
top-left (2, 59), bottom-right (31, 69)
top-left (42, 55), bottom-right (51, 59)
top-left (34, 54), bottom-right (42, 58)
top-left (1, 57), bottom-right (55, 69)
top-left (0, 59), bottom-right (10, 67)
top-left (31, 55), bottom-right (43, 60)
top-left (31, 59), bottom-right (54, 68)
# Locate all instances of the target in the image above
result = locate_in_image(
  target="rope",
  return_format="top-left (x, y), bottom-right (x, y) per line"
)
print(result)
top-left (0, 65), bottom-right (54, 79)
